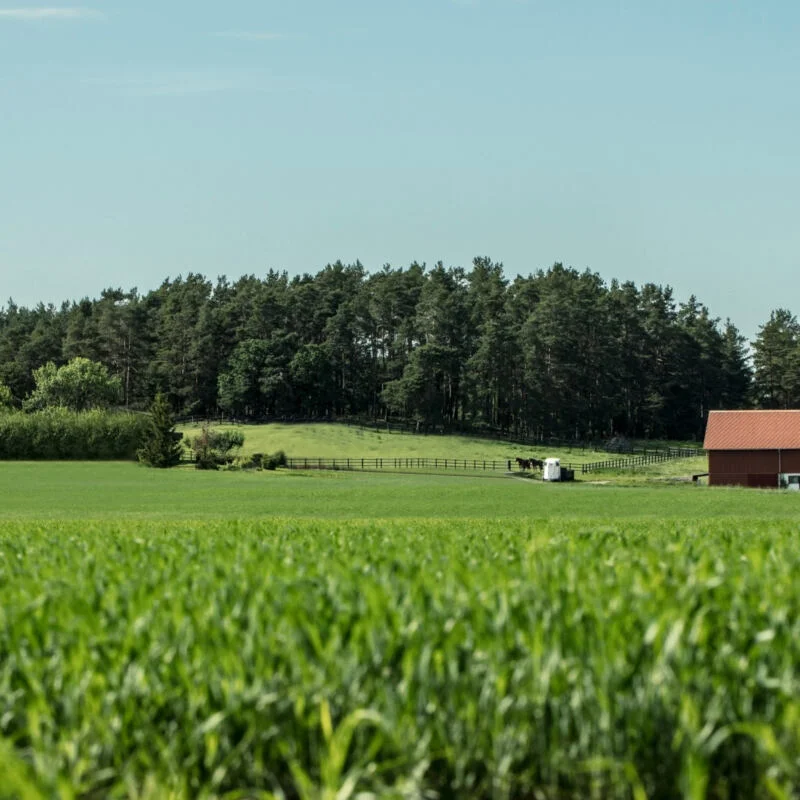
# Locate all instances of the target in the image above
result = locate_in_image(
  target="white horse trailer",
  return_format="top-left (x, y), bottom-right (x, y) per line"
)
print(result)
top-left (543, 457), bottom-right (561, 481)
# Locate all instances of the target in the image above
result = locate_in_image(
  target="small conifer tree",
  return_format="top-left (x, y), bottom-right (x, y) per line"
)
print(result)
top-left (137, 392), bottom-right (183, 468)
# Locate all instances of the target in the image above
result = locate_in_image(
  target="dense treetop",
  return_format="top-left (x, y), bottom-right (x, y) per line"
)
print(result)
top-left (0, 258), bottom-right (774, 440)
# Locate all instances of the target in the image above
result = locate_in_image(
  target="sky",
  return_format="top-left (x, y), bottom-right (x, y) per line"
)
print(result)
top-left (1, 0), bottom-right (799, 340)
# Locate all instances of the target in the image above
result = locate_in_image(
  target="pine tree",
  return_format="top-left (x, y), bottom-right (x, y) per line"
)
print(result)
top-left (137, 392), bottom-right (183, 468)
top-left (752, 309), bottom-right (800, 408)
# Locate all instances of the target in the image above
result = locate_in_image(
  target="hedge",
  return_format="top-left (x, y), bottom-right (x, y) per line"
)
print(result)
top-left (0, 409), bottom-right (152, 460)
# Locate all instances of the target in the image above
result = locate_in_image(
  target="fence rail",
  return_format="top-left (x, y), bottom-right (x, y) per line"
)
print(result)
top-left (580, 447), bottom-right (705, 474)
top-left (286, 457), bottom-right (511, 473)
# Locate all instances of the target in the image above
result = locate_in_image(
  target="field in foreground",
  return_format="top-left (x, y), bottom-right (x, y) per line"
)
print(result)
top-left (2, 519), bottom-right (799, 798)
top-left (0, 461), bottom-right (797, 520)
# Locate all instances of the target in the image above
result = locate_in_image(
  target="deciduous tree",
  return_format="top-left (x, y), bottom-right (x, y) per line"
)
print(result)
top-left (24, 357), bottom-right (121, 411)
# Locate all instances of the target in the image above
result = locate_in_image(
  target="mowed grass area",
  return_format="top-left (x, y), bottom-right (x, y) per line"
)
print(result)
top-left (176, 421), bottom-right (617, 464)
top-left (0, 460), bottom-right (797, 520)
top-left (3, 519), bottom-right (800, 798)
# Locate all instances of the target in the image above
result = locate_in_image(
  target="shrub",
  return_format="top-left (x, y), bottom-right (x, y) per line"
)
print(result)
top-left (189, 425), bottom-right (245, 470)
top-left (209, 429), bottom-right (245, 455)
top-left (263, 450), bottom-right (288, 470)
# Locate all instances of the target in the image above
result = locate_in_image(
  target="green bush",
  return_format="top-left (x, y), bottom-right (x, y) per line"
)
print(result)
top-left (189, 425), bottom-right (245, 469)
top-left (237, 452), bottom-right (269, 470)
top-left (263, 449), bottom-right (287, 470)
top-left (209, 429), bottom-right (245, 454)
top-left (0, 409), bottom-right (150, 460)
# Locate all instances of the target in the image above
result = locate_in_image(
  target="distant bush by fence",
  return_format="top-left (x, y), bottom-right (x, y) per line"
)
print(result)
top-left (0, 409), bottom-right (151, 460)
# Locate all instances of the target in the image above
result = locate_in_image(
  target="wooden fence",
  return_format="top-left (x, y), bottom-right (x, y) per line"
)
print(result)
top-left (580, 447), bottom-right (705, 474)
top-left (284, 449), bottom-right (702, 476)
top-left (285, 457), bottom-right (531, 474)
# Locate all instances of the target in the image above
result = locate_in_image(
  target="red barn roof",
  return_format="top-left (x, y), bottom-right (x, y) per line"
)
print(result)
top-left (704, 410), bottom-right (800, 450)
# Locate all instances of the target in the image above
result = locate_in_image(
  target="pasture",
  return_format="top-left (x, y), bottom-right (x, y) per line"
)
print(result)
top-left (177, 421), bottom-right (708, 481)
top-left (0, 460), bottom-right (796, 520)
top-left (175, 421), bottom-right (617, 464)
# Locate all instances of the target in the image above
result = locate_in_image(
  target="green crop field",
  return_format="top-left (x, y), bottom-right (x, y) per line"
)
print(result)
top-left (2, 428), bottom-right (798, 798)
top-left (2, 519), bottom-right (800, 799)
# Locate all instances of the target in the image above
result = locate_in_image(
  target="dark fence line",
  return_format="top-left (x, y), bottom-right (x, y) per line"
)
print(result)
top-left (285, 456), bottom-right (582, 475)
top-left (581, 447), bottom-right (705, 474)
top-left (286, 456), bottom-right (512, 473)
top-left (286, 456), bottom-right (580, 474)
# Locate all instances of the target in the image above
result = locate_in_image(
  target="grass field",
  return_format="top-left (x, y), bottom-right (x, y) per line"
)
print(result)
top-left (0, 460), bottom-right (796, 520)
top-left (176, 421), bottom-right (618, 464)
top-left (3, 519), bottom-right (800, 798)
top-left (3, 427), bottom-right (797, 798)
top-left (177, 421), bottom-right (708, 482)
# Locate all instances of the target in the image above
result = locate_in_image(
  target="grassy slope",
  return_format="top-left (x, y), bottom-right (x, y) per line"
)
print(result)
top-left (176, 421), bottom-right (614, 464)
top-left (0, 460), bottom-right (797, 520)
top-left (177, 422), bottom-right (709, 481)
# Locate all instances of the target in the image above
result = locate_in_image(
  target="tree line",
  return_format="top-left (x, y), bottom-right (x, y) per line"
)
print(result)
top-left (0, 257), bottom-right (788, 441)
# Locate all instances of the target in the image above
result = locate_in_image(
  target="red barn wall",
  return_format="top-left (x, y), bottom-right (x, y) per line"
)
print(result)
top-left (708, 450), bottom-right (800, 487)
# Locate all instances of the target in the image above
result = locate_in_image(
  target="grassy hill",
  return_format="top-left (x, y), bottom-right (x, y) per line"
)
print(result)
top-left (178, 421), bottom-right (623, 463)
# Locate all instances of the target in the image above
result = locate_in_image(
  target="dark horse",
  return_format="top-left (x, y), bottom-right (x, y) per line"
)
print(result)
top-left (515, 457), bottom-right (531, 470)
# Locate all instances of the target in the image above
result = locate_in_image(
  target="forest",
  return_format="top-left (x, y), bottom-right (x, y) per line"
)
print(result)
top-left (0, 258), bottom-right (794, 441)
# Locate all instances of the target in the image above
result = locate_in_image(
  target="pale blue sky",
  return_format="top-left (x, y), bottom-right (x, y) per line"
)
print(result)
top-left (1, 1), bottom-right (798, 338)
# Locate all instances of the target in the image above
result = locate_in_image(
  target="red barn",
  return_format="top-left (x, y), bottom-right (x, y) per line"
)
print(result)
top-left (703, 410), bottom-right (800, 488)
